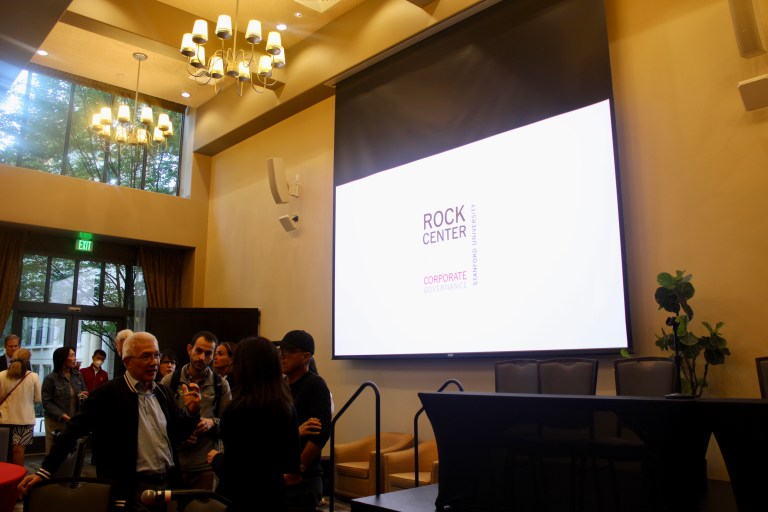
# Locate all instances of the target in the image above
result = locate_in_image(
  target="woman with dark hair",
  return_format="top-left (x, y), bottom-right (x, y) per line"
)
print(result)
top-left (41, 346), bottom-right (87, 453)
top-left (212, 341), bottom-right (237, 385)
top-left (157, 349), bottom-right (178, 381)
top-left (207, 337), bottom-right (301, 511)
top-left (0, 348), bottom-right (41, 466)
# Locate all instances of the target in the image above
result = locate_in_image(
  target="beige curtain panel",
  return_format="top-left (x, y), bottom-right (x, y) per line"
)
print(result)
top-left (138, 246), bottom-right (184, 309)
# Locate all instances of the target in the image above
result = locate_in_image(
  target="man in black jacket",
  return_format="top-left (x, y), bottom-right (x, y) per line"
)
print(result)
top-left (18, 331), bottom-right (202, 511)
top-left (276, 330), bottom-right (332, 510)
top-left (0, 333), bottom-right (20, 371)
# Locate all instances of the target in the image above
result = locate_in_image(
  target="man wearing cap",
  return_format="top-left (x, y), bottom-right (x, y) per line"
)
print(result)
top-left (276, 330), bottom-right (333, 510)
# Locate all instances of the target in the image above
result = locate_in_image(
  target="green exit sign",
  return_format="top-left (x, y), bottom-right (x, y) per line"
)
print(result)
top-left (75, 239), bottom-right (94, 252)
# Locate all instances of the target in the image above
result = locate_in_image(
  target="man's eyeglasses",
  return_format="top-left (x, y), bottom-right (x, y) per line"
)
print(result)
top-left (126, 352), bottom-right (162, 362)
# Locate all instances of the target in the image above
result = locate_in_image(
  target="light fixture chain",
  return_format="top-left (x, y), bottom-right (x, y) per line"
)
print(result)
top-left (233, 0), bottom-right (239, 58)
top-left (134, 56), bottom-right (141, 125)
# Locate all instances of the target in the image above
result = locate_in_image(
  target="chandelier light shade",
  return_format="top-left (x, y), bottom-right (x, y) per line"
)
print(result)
top-left (216, 16), bottom-right (233, 39)
top-left (265, 31), bottom-right (282, 55)
top-left (157, 113), bottom-right (171, 131)
top-left (190, 46), bottom-right (206, 69)
top-left (117, 105), bottom-right (131, 123)
top-left (90, 52), bottom-right (173, 153)
top-left (246, 20), bottom-right (262, 44)
top-left (181, 33), bottom-right (196, 56)
top-left (179, 0), bottom-right (286, 95)
top-left (192, 20), bottom-right (209, 44)
top-left (99, 107), bottom-right (112, 125)
top-left (257, 55), bottom-right (273, 78)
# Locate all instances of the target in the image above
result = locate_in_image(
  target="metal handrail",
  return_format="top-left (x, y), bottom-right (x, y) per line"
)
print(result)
top-left (413, 379), bottom-right (464, 487)
top-left (329, 381), bottom-right (381, 512)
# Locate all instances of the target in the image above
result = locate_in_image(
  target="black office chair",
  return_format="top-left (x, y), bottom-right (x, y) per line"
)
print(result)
top-left (179, 496), bottom-right (230, 512)
top-left (588, 357), bottom-right (677, 510)
top-left (495, 359), bottom-right (539, 393)
top-left (24, 477), bottom-right (115, 512)
top-left (756, 356), bottom-right (768, 398)
top-left (53, 436), bottom-right (89, 478)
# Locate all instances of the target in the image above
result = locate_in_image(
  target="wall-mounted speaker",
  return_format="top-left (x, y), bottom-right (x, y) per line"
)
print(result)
top-left (279, 214), bottom-right (300, 232)
top-left (729, 0), bottom-right (767, 58)
top-left (738, 73), bottom-right (768, 110)
top-left (267, 157), bottom-right (290, 204)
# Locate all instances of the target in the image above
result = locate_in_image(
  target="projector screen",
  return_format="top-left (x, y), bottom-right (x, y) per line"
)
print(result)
top-left (332, 0), bottom-right (631, 359)
top-left (335, 100), bottom-right (627, 357)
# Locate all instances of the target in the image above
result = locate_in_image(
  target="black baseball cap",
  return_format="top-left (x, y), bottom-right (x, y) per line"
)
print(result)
top-left (275, 330), bottom-right (315, 355)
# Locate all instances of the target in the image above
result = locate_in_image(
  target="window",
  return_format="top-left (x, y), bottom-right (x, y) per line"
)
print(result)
top-left (0, 66), bottom-right (183, 195)
top-left (12, 249), bottom-right (144, 399)
top-left (20, 254), bottom-right (135, 309)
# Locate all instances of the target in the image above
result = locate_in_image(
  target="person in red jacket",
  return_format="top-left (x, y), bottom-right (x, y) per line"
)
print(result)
top-left (80, 349), bottom-right (109, 393)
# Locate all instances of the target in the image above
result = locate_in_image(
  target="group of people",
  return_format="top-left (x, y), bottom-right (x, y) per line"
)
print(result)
top-left (1, 328), bottom-right (332, 512)
top-left (0, 334), bottom-right (39, 467)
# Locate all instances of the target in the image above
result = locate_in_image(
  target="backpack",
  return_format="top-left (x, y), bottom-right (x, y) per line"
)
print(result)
top-left (169, 367), bottom-right (223, 416)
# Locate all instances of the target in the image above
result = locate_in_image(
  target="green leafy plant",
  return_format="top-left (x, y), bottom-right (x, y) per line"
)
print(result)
top-left (654, 270), bottom-right (730, 397)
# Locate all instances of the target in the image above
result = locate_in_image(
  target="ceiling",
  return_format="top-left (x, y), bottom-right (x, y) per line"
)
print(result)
top-left (1, 0), bottom-right (366, 109)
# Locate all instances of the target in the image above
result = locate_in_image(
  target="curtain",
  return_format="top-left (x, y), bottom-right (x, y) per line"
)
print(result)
top-left (0, 227), bottom-right (26, 330)
top-left (138, 246), bottom-right (184, 308)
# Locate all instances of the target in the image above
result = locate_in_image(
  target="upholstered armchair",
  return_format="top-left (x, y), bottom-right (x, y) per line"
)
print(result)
top-left (384, 440), bottom-right (439, 492)
top-left (334, 432), bottom-right (415, 499)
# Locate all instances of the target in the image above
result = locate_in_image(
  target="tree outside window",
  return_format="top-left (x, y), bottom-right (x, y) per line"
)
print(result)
top-left (0, 67), bottom-right (183, 195)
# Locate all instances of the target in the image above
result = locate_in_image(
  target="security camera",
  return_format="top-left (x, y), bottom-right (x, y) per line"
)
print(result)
top-left (279, 214), bottom-right (300, 232)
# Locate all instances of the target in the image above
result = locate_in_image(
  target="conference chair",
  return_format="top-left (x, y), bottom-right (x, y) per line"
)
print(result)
top-left (24, 477), bottom-right (115, 512)
top-left (0, 426), bottom-right (10, 462)
top-left (53, 436), bottom-right (89, 478)
top-left (756, 356), bottom-right (768, 398)
top-left (334, 432), bottom-right (414, 499)
top-left (588, 357), bottom-right (677, 510)
top-left (609, 356), bottom-right (677, 442)
top-left (177, 495), bottom-right (231, 512)
top-left (614, 356), bottom-right (676, 397)
top-left (508, 358), bottom-right (599, 510)
top-left (537, 358), bottom-right (598, 395)
top-left (383, 440), bottom-right (439, 492)
top-left (494, 359), bottom-right (539, 393)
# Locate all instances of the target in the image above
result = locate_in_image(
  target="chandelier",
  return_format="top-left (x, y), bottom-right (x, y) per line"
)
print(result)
top-left (89, 52), bottom-right (173, 149)
top-left (179, 0), bottom-right (286, 95)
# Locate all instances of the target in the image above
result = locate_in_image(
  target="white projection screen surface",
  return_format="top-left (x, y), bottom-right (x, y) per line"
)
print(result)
top-left (332, 0), bottom-right (631, 359)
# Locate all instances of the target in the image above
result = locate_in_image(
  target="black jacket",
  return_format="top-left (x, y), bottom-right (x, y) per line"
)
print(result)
top-left (39, 374), bottom-right (199, 506)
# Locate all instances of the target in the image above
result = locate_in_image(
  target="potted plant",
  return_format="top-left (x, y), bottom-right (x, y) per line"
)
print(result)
top-left (653, 270), bottom-right (730, 397)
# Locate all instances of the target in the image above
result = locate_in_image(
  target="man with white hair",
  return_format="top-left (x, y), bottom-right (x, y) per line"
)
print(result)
top-left (19, 331), bottom-right (201, 511)
top-left (115, 328), bottom-right (134, 358)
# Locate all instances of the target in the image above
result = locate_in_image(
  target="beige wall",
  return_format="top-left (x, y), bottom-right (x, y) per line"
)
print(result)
top-left (203, 0), bottom-right (768, 480)
top-left (0, 152), bottom-right (212, 305)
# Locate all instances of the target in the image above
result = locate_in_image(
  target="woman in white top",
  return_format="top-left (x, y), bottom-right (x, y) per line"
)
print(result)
top-left (0, 348), bottom-right (42, 467)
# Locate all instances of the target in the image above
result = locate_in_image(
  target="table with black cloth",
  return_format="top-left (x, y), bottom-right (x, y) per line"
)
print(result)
top-left (418, 392), bottom-right (768, 512)
top-left (0, 462), bottom-right (25, 512)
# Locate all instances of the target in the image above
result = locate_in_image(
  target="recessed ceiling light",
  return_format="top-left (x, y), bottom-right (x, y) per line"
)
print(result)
top-left (277, 23), bottom-right (287, 31)
top-left (36, 49), bottom-right (48, 56)
top-left (181, 92), bottom-right (191, 98)
top-left (294, 12), bottom-right (303, 18)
